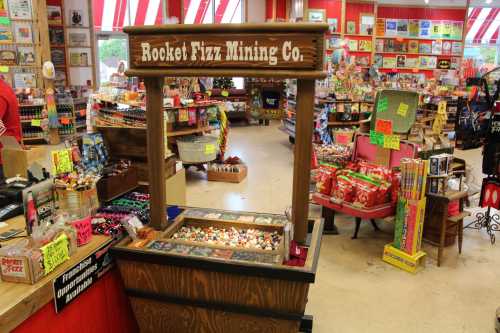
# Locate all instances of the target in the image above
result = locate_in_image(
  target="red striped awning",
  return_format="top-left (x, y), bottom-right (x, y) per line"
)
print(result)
top-left (466, 7), bottom-right (500, 45)
top-left (183, 0), bottom-right (242, 24)
top-left (93, 0), bottom-right (163, 32)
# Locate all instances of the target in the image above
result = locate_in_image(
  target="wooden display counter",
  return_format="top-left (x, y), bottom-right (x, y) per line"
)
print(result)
top-left (111, 207), bottom-right (323, 332)
top-left (0, 216), bottom-right (113, 332)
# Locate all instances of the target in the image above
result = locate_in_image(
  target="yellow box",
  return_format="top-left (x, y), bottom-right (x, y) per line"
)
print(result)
top-left (382, 244), bottom-right (426, 274)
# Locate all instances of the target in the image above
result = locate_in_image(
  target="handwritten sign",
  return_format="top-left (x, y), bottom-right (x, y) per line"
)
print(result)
top-left (31, 119), bottom-right (41, 126)
top-left (369, 130), bottom-right (384, 146)
top-left (377, 97), bottom-right (388, 112)
top-left (397, 102), bottom-right (409, 117)
top-left (71, 216), bottom-right (92, 246)
top-left (178, 109), bottom-right (189, 122)
top-left (41, 234), bottom-right (70, 275)
top-left (375, 119), bottom-right (393, 135)
top-left (383, 134), bottom-right (400, 150)
top-left (335, 133), bottom-right (350, 145)
top-left (51, 149), bottom-right (73, 175)
top-left (205, 144), bottom-right (215, 155)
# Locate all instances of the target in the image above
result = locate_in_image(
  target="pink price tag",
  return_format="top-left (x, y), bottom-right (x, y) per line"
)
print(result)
top-left (336, 133), bottom-right (349, 144)
top-left (71, 216), bottom-right (92, 246)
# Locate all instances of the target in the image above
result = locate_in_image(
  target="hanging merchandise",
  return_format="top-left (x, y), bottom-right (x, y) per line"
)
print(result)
top-left (46, 88), bottom-right (59, 128)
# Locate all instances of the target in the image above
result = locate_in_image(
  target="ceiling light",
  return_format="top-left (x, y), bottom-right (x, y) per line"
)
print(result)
top-left (486, 0), bottom-right (492, 4)
top-left (424, 0), bottom-right (429, 4)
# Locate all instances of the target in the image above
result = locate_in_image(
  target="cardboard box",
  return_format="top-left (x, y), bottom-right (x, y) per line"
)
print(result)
top-left (0, 253), bottom-right (44, 284)
top-left (1, 136), bottom-right (47, 178)
top-left (207, 165), bottom-right (247, 183)
top-left (382, 244), bottom-right (426, 274)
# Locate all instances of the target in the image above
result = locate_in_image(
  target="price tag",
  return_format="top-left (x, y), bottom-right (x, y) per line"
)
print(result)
top-left (79, 109), bottom-right (86, 116)
top-left (369, 130), bottom-right (384, 146)
top-left (60, 117), bottom-right (70, 125)
top-left (375, 119), bottom-right (393, 135)
top-left (0, 66), bottom-right (8, 73)
top-left (383, 134), bottom-right (400, 150)
top-left (178, 109), bottom-right (189, 122)
top-left (205, 144), bottom-right (215, 155)
top-left (71, 217), bottom-right (92, 246)
top-left (207, 90), bottom-right (212, 97)
top-left (40, 234), bottom-right (70, 275)
top-left (377, 97), bottom-right (388, 113)
top-left (221, 90), bottom-right (229, 97)
top-left (31, 119), bottom-right (41, 127)
top-left (397, 102), bottom-right (409, 117)
top-left (335, 133), bottom-right (350, 145)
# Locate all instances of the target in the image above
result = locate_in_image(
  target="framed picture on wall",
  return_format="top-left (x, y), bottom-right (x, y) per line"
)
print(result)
top-left (8, 0), bottom-right (31, 19)
top-left (47, 5), bottom-right (62, 25)
top-left (12, 22), bottom-right (32, 43)
top-left (17, 46), bottom-right (35, 65)
top-left (327, 18), bottom-right (338, 33)
top-left (0, 48), bottom-right (16, 65)
top-left (396, 55), bottom-right (406, 68)
top-left (306, 9), bottom-right (326, 23)
top-left (359, 13), bottom-right (374, 35)
top-left (68, 31), bottom-right (89, 47)
top-left (69, 9), bottom-right (83, 26)
top-left (346, 21), bottom-right (356, 34)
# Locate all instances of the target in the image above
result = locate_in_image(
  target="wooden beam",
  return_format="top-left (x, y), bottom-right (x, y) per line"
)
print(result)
top-left (144, 77), bottom-right (167, 231)
top-left (341, 0), bottom-right (346, 35)
top-left (292, 79), bottom-right (315, 243)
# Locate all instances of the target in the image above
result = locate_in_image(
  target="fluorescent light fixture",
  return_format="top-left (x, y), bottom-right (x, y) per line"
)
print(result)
top-left (424, 0), bottom-right (429, 3)
top-left (486, 0), bottom-right (492, 4)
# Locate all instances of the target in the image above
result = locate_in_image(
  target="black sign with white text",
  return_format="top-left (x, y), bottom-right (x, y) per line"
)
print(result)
top-left (53, 239), bottom-right (113, 313)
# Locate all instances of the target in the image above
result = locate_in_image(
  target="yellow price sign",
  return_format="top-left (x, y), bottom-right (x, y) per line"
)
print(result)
top-left (31, 119), bottom-right (41, 126)
top-left (205, 144), bottom-right (215, 155)
top-left (51, 149), bottom-right (73, 175)
top-left (397, 103), bottom-right (409, 117)
top-left (383, 134), bottom-right (400, 150)
top-left (40, 234), bottom-right (70, 275)
top-left (0, 66), bottom-right (9, 73)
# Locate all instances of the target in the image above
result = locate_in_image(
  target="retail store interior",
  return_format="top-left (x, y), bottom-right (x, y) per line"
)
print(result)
top-left (0, 0), bottom-right (500, 333)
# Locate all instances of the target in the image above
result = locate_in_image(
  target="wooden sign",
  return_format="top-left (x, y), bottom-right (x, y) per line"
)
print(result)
top-left (125, 23), bottom-right (327, 79)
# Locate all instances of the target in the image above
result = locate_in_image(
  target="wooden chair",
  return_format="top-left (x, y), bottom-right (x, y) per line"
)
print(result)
top-left (425, 190), bottom-right (470, 266)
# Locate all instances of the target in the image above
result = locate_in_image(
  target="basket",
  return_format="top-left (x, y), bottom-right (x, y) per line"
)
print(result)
top-left (177, 135), bottom-right (218, 163)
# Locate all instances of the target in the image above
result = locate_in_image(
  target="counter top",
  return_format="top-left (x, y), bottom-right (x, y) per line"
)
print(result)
top-left (0, 216), bottom-right (111, 332)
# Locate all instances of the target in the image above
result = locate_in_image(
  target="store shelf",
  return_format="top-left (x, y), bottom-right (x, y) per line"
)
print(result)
top-left (375, 51), bottom-right (460, 57)
top-left (379, 67), bottom-right (435, 71)
top-left (21, 119), bottom-right (44, 123)
top-left (22, 136), bottom-right (47, 141)
top-left (344, 33), bottom-right (373, 37)
top-left (350, 50), bottom-right (372, 53)
top-left (167, 126), bottom-right (214, 137)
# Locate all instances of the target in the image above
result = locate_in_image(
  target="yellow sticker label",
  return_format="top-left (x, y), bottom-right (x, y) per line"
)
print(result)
top-left (205, 144), bottom-right (215, 155)
top-left (221, 90), bottom-right (229, 97)
top-left (397, 103), bottom-right (409, 117)
top-left (31, 119), bottom-right (41, 126)
top-left (41, 234), bottom-right (69, 275)
top-left (383, 134), bottom-right (400, 150)
top-left (0, 66), bottom-right (9, 73)
top-left (51, 149), bottom-right (73, 175)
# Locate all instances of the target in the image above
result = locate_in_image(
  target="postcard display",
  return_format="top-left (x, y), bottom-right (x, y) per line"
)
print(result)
top-left (110, 23), bottom-right (326, 333)
top-left (0, 0), bottom-right (41, 88)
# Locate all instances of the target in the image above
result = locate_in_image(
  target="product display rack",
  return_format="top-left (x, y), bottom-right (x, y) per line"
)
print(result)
top-left (19, 103), bottom-right (49, 143)
top-left (209, 88), bottom-right (249, 123)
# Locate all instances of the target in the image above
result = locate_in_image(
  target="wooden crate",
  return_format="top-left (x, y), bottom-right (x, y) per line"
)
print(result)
top-left (207, 165), bottom-right (247, 183)
top-left (0, 255), bottom-right (44, 284)
top-left (96, 166), bottom-right (138, 202)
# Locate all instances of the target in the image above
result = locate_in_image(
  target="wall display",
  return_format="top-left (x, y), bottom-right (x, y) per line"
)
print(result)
top-left (408, 19), bottom-right (419, 37)
top-left (431, 40), bottom-right (442, 55)
top-left (408, 40), bottom-right (418, 54)
top-left (347, 39), bottom-right (358, 51)
top-left (396, 55), bottom-right (406, 68)
top-left (50, 48), bottom-right (65, 65)
top-left (47, 5), bottom-right (62, 25)
top-left (396, 19), bottom-right (409, 37)
top-left (13, 68), bottom-right (35, 87)
top-left (128, 33), bottom-right (324, 70)
top-left (405, 57), bottom-right (418, 68)
top-left (450, 57), bottom-right (460, 70)
top-left (70, 50), bottom-right (89, 66)
top-left (384, 39), bottom-right (394, 52)
top-left (419, 43), bottom-right (431, 54)
top-left (437, 59), bottom-right (450, 69)
top-left (358, 40), bottom-right (372, 52)
top-left (7, 0), bottom-right (31, 19)
top-left (419, 56), bottom-right (436, 69)
top-left (0, 0), bottom-right (8, 16)
top-left (419, 20), bottom-right (431, 38)
top-left (0, 46), bottom-right (16, 65)
top-left (374, 54), bottom-right (383, 67)
top-left (355, 55), bottom-right (369, 67)
top-left (17, 46), bottom-right (34, 65)
top-left (0, 23), bottom-right (12, 43)
top-left (346, 20), bottom-right (356, 34)
top-left (359, 13), bottom-right (374, 35)
top-left (452, 22), bottom-right (462, 40)
top-left (451, 41), bottom-right (462, 55)
top-left (382, 56), bottom-right (396, 68)
top-left (12, 21), bottom-right (32, 43)
top-left (69, 9), bottom-right (83, 26)
top-left (376, 18), bottom-right (385, 36)
top-left (385, 19), bottom-right (397, 36)
top-left (49, 27), bottom-right (64, 45)
top-left (329, 36), bottom-right (341, 49)
top-left (375, 39), bottom-right (384, 52)
top-left (394, 40), bottom-right (407, 53)
top-left (54, 69), bottom-right (66, 86)
top-left (442, 41), bottom-right (451, 55)
top-left (68, 30), bottom-right (89, 47)
top-left (327, 18), bottom-right (338, 33)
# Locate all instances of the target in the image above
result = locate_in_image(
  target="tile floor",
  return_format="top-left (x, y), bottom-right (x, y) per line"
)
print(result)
top-left (186, 121), bottom-right (500, 333)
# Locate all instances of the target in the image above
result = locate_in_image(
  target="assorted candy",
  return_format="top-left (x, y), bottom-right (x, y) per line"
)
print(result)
top-left (171, 225), bottom-right (281, 251)
top-left (54, 172), bottom-right (100, 191)
top-left (313, 144), bottom-right (352, 166)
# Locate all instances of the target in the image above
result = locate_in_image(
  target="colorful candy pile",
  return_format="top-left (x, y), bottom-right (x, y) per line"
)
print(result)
top-left (171, 226), bottom-right (281, 251)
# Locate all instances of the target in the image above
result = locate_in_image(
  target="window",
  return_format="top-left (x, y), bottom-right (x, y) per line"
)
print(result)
top-left (183, 0), bottom-right (244, 24)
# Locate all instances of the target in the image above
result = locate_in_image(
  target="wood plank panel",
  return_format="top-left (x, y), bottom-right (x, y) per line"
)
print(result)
top-left (130, 297), bottom-right (300, 333)
top-left (291, 79), bottom-right (315, 243)
top-left (117, 260), bottom-right (309, 313)
top-left (144, 77), bottom-right (167, 230)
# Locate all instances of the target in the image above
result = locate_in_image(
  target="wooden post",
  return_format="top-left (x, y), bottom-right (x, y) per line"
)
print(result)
top-left (292, 79), bottom-right (315, 243)
top-left (144, 77), bottom-right (167, 231)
